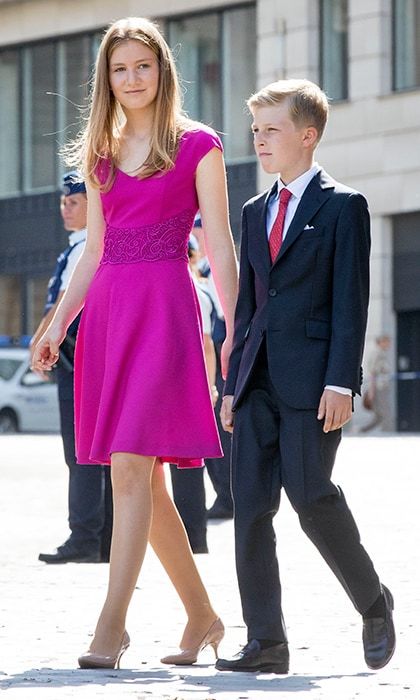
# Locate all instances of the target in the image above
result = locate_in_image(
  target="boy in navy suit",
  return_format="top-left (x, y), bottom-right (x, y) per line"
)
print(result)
top-left (216, 79), bottom-right (395, 674)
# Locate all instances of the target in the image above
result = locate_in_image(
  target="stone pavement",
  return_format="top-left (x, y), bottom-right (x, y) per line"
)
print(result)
top-left (0, 433), bottom-right (419, 699)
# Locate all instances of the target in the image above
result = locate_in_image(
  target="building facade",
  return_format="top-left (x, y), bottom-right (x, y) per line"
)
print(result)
top-left (1, 0), bottom-right (420, 430)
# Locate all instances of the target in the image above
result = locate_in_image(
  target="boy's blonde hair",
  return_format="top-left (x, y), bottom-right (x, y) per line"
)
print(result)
top-left (63, 17), bottom-right (191, 189)
top-left (247, 79), bottom-right (329, 142)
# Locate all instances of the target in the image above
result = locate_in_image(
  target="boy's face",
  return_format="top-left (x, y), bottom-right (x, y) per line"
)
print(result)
top-left (251, 102), bottom-right (312, 177)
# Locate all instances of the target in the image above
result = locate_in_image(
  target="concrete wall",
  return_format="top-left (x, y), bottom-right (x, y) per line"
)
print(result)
top-left (2, 0), bottom-right (420, 427)
top-left (254, 1), bottom-right (420, 362)
top-left (0, 0), bottom-right (246, 45)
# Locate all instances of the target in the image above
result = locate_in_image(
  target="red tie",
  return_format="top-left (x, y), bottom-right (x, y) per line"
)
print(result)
top-left (269, 187), bottom-right (292, 263)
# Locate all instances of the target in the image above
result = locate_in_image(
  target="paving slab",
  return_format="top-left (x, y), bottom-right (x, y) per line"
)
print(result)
top-left (0, 433), bottom-right (418, 699)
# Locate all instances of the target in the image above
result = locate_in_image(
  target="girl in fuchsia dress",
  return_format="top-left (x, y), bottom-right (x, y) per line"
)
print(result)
top-left (33, 17), bottom-right (238, 669)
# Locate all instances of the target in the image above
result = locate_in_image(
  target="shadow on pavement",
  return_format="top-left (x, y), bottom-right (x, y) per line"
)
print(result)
top-left (0, 666), bottom-right (374, 693)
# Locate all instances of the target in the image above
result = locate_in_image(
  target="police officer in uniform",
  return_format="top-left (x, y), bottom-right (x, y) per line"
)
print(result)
top-left (31, 172), bottom-right (113, 563)
top-left (192, 216), bottom-right (234, 520)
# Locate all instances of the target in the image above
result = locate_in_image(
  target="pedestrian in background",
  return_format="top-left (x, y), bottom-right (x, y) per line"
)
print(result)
top-left (31, 172), bottom-right (113, 564)
top-left (361, 335), bottom-right (393, 433)
top-left (33, 17), bottom-right (238, 669)
top-left (193, 216), bottom-right (234, 520)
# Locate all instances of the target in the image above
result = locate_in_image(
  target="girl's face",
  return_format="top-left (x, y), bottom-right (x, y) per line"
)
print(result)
top-left (109, 39), bottom-right (160, 113)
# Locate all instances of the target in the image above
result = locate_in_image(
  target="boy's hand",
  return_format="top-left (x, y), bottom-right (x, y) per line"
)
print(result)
top-left (317, 389), bottom-right (352, 433)
top-left (220, 395), bottom-right (234, 433)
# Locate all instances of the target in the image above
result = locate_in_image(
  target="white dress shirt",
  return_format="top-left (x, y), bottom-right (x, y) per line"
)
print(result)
top-left (266, 163), bottom-right (321, 241)
top-left (59, 228), bottom-right (87, 291)
top-left (266, 164), bottom-right (351, 397)
top-left (195, 281), bottom-right (213, 336)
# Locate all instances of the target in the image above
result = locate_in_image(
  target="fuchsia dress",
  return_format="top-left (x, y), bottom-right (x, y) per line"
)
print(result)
top-left (74, 126), bottom-right (223, 468)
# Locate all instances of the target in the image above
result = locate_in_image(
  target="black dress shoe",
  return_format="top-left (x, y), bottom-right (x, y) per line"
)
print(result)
top-left (363, 585), bottom-right (396, 669)
top-left (38, 541), bottom-right (101, 564)
top-left (215, 639), bottom-right (289, 674)
top-left (191, 543), bottom-right (209, 554)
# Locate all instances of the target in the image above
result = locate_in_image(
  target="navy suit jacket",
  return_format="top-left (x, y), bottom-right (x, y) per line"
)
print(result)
top-left (224, 169), bottom-right (371, 410)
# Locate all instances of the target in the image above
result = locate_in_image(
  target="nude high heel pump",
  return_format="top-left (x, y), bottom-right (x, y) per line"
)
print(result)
top-left (78, 631), bottom-right (130, 669)
top-left (160, 618), bottom-right (225, 665)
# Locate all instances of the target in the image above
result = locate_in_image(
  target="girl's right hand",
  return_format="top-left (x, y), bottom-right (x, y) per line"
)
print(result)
top-left (31, 325), bottom-right (66, 372)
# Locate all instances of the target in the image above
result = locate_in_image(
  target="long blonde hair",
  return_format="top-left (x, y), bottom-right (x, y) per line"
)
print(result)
top-left (64, 17), bottom-right (191, 189)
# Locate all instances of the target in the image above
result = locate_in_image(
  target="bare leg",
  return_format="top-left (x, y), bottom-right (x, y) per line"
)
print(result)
top-left (87, 452), bottom-right (155, 655)
top-left (149, 461), bottom-right (219, 649)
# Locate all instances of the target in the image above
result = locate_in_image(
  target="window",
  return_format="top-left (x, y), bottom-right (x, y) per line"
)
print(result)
top-left (222, 6), bottom-right (256, 160)
top-left (0, 51), bottom-right (20, 196)
top-left (57, 36), bottom-right (92, 148)
top-left (0, 275), bottom-right (21, 336)
top-left (320, 0), bottom-right (348, 101)
top-left (393, 0), bottom-right (420, 90)
top-left (26, 275), bottom-right (50, 335)
top-left (21, 366), bottom-right (55, 387)
top-left (168, 4), bottom-right (256, 161)
top-left (23, 43), bottom-right (57, 190)
top-left (169, 14), bottom-right (222, 130)
top-left (0, 358), bottom-right (21, 381)
top-left (0, 33), bottom-right (98, 198)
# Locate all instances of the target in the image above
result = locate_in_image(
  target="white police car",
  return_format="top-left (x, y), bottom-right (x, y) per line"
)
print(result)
top-left (0, 347), bottom-right (60, 433)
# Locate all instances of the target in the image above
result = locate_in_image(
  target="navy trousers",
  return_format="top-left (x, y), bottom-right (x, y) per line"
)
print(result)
top-left (169, 464), bottom-right (208, 553)
top-left (205, 343), bottom-right (233, 511)
top-left (231, 344), bottom-right (382, 642)
top-left (57, 365), bottom-right (113, 559)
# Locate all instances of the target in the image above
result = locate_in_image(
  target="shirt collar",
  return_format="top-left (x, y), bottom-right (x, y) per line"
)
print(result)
top-left (274, 162), bottom-right (321, 202)
top-left (68, 228), bottom-right (87, 246)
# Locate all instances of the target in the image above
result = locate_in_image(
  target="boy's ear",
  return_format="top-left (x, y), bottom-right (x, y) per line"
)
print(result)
top-left (302, 126), bottom-right (319, 149)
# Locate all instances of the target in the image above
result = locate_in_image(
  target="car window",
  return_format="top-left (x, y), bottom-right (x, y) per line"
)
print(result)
top-left (20, 367), bottom-right (56, 387)
top-left (0, 358), bottom-right (22, 380)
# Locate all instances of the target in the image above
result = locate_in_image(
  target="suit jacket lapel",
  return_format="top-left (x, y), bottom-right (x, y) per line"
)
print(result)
top-left (248, 181), bottom-right (276, 276)
top-left (274, 169), bottom-right (335, 263)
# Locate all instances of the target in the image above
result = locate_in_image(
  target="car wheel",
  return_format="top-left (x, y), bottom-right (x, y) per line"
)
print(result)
top-left (0, 409), bottom-right (18, 434)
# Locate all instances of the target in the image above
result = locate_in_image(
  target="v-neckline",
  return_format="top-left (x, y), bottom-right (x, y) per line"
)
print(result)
top-left (116, 166), bottom-right (143, 179)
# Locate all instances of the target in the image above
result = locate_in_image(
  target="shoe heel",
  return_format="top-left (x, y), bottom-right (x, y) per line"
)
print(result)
top-left (208, 627), bottom-right (224, 659)
top-left (116, 648), bottom-right (125, 669)
top-left (210, 641), bottom-right (220, 659)
top-left (265, 663), bottom-right (289, 675)
top-left (117, 631), bottom-right (130, 668)
top-left (383, 584), bottom-right (394, 611)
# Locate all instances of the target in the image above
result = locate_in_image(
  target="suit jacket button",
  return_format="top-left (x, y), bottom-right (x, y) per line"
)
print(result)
top-left (268, 288), bottom-right (277, 297)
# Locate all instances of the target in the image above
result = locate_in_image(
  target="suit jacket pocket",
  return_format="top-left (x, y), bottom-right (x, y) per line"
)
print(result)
top-left (305, 319), bottom-right (331, 339)
top-left (301, 225), bottom-right (324, 238)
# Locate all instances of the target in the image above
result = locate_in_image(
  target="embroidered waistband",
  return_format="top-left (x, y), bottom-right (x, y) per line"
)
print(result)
top-left (101, 209), bottom-right (194, 264)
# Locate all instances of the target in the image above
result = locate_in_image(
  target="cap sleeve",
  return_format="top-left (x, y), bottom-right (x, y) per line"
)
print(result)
top-left (181, 126), bottom-right (224, 172)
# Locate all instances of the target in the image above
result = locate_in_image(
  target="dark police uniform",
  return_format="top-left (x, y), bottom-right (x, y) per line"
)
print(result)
top-left (38, 174), bottom-right (113, 564)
